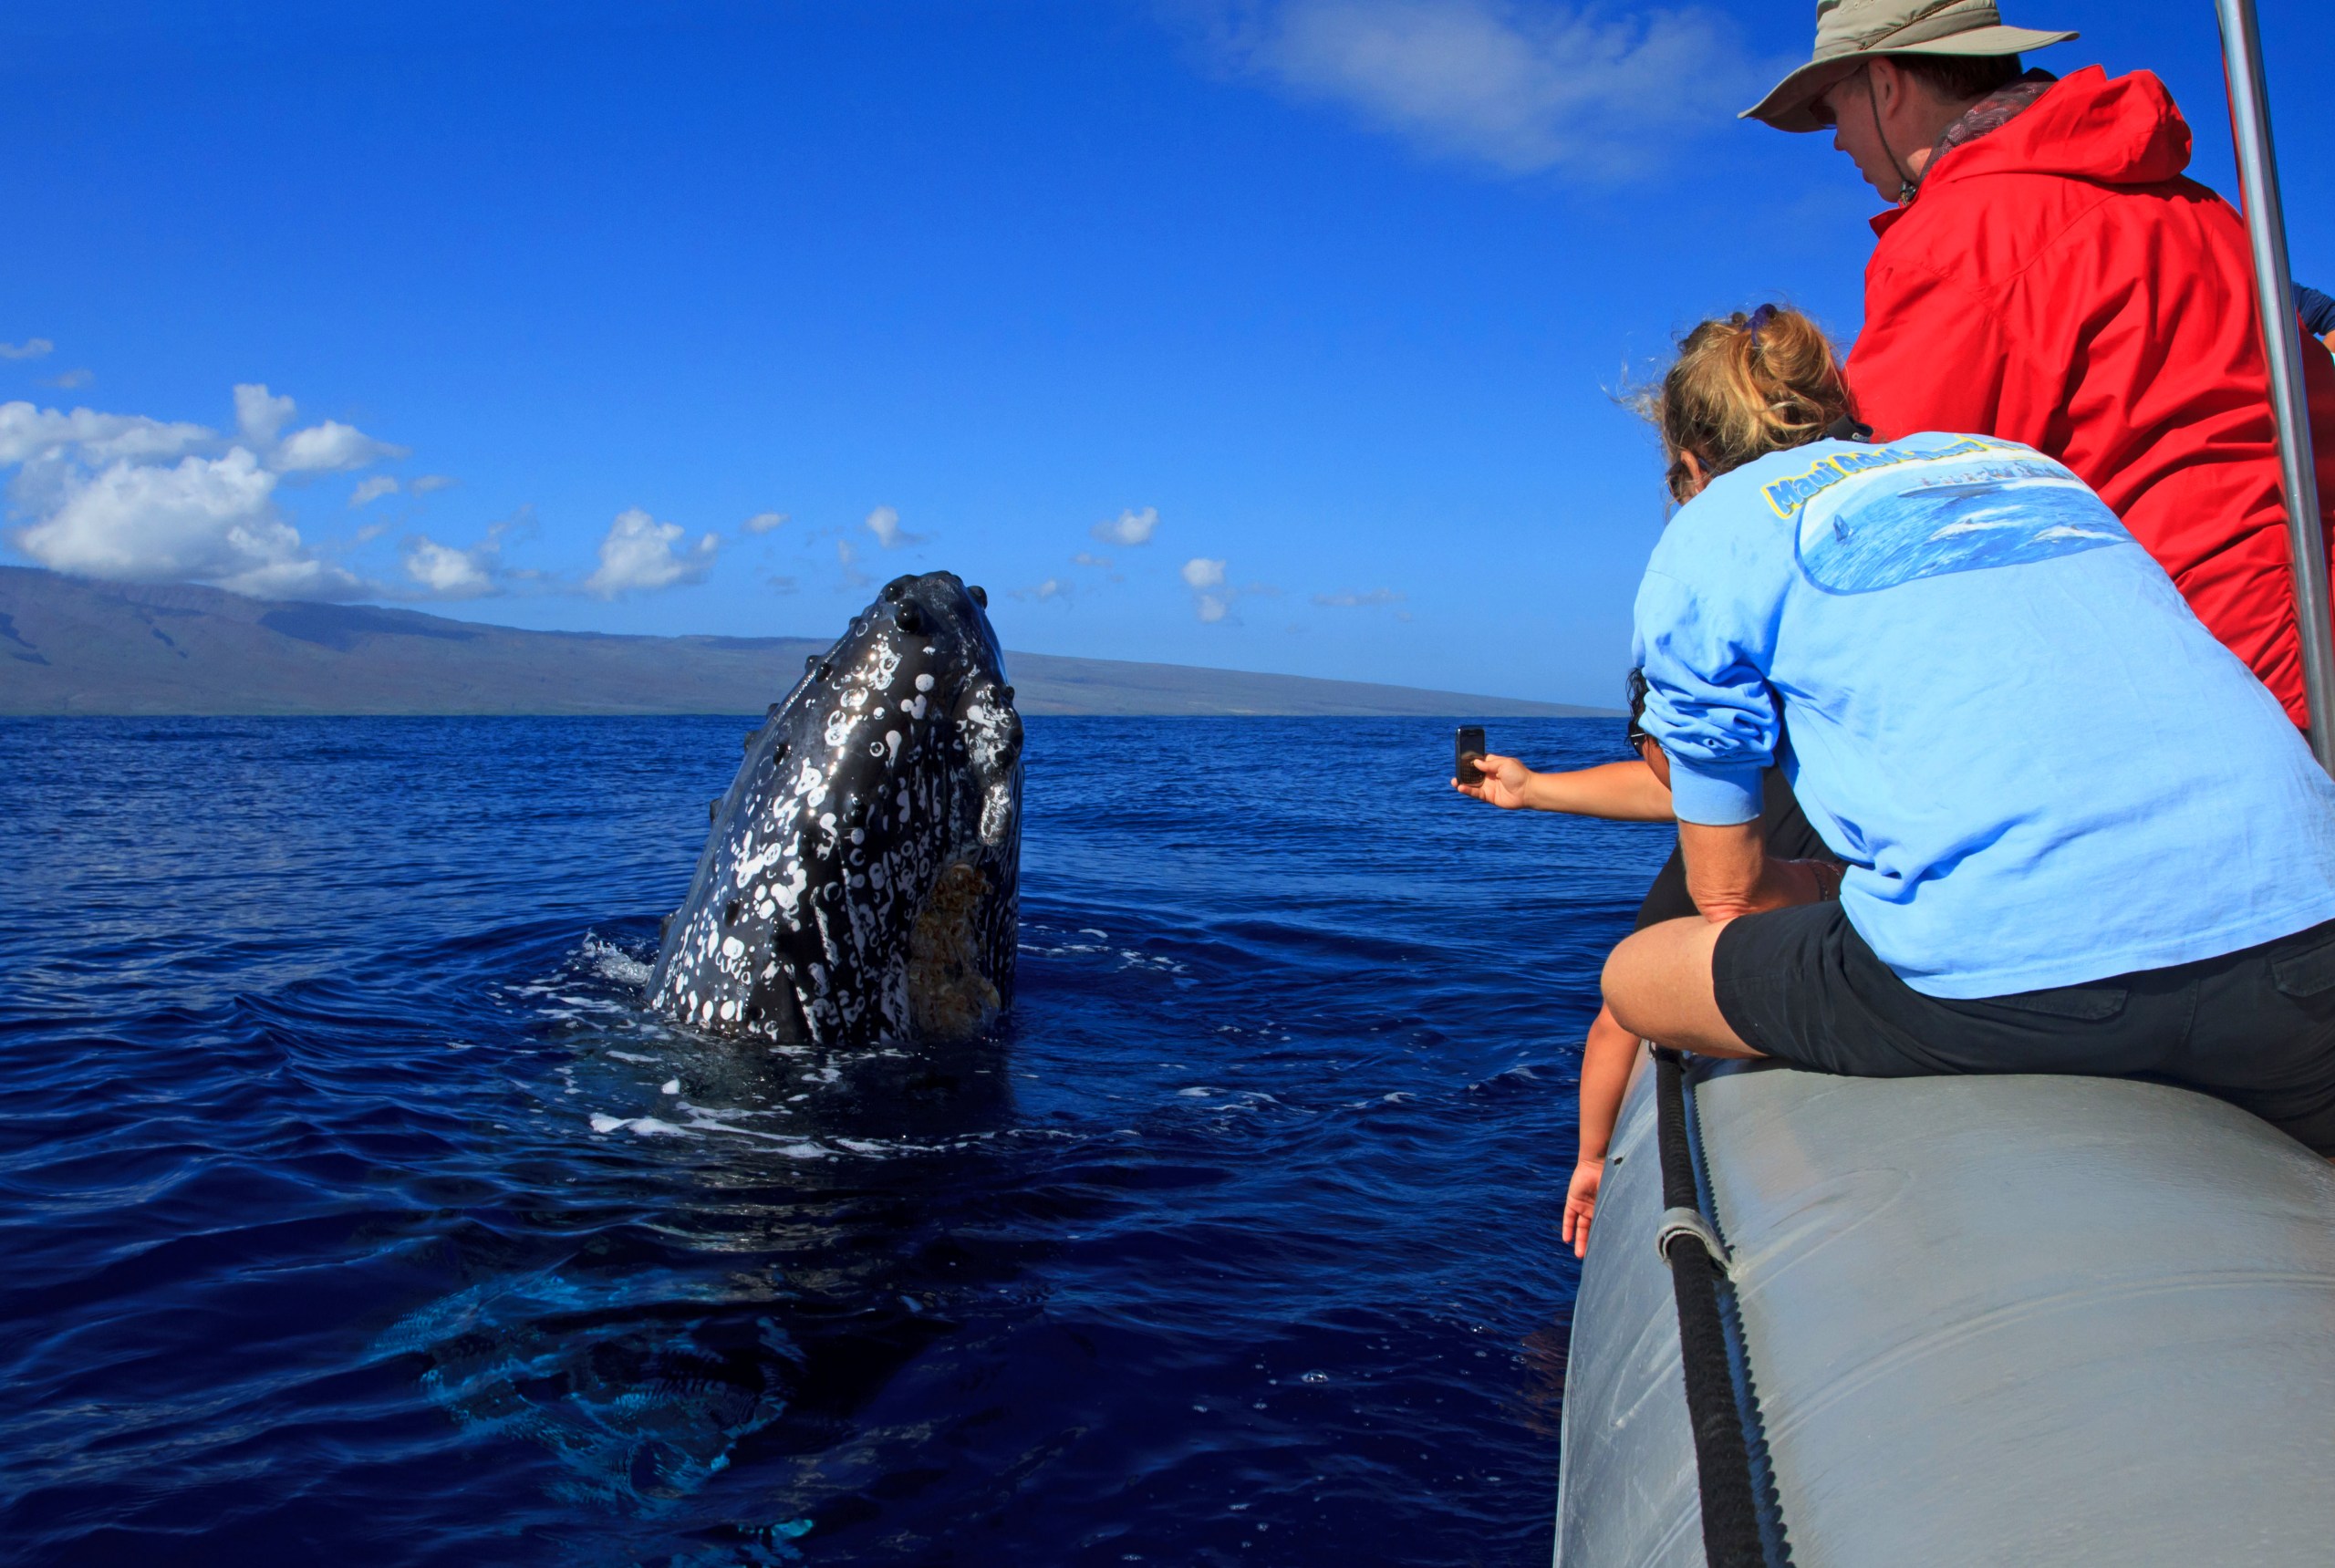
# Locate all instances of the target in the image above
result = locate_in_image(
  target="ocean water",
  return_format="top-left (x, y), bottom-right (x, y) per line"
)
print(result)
top-left (0, 714), bottom-right (1667, 1567)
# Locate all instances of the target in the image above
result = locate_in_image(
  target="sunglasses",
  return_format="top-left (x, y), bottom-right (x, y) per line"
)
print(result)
top-left (1808, 65), bottom-right (1869, 132)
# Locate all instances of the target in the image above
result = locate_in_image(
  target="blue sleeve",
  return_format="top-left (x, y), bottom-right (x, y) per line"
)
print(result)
top-left (1631, 565), bottom-right (1780, 826)
top-left (2297, 284), bottom-right (2335, 338)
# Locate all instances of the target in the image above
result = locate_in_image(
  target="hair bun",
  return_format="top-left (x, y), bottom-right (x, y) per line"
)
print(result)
top-left (1650, 305), bottom-right (1849, 503)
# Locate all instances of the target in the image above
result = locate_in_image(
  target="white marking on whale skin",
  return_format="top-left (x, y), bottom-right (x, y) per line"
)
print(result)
top-left (721, 936), bottom-right (745, 960)
top-left (886, 730), bottom-right (902, 762)
top-left (958, 698), bottom-right (1016, 777)
top-left (915, 673), bottom-right (935, 692)
top-left (981, 781), bottom-right (1015, 846)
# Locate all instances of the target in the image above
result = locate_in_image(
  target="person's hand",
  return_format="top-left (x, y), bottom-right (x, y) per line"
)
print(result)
top-left (1562, 1157), bottom-right (1603, 1259)
top-left (1452, 752), bottom-right (1534, 809)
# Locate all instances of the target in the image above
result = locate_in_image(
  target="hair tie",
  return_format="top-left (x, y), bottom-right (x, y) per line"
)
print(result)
top-left (1746, 304), bottom-right (1778, 341)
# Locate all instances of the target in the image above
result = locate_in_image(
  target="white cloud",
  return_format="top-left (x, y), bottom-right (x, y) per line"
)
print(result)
top-left (273, 418), bottom-right (410, 473)
top-left (1181, 556), bottom-right (1233, 622)
top-left (43, 369), bottom-right (93, 390)
top-left (10, 446), bottom-right (358, 598)
top-left (410, 473), bottom-right (457, 494)
top-left (1313, 587), bottom-right (1406, 607)
top-left (1198, 0), bottom-right (1769, 176)
top-left (395, 510), bottom-right (529, 597)
top-left (350, 475), bottom-right (400, 507)
top-left (402, 535), bottom-right (496, 597)
top-left (1091, 505), bottom-right (1159, 546)
top-left (0, 385), bottom-right (417, 600)
top-left (742, 511), bottom-right (788, 535)
top-left (0, 401), bottom-right (212, 467)
top-left (0, 338), bottom-right (54, 360)
top-left (234, 383), bottom-right (296, 445)
top-left (1073, 550), bottom-right (1113, 567)
top-left (865, 504), bottom-right (928, 549)
top-left (231, 382), bottom-right (408, 472)
top-left (1012, 577), bottom-right (1066, 602)
top-left (583, 507), bottom-right (719, 597)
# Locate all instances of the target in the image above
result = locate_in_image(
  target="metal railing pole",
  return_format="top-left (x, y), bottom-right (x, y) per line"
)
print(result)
top-left (2216, 0), bottom-right (2335, 774)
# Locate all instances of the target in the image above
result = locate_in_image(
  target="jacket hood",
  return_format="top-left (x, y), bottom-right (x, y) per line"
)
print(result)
top-left (1928, 66), bottom-right (2193, 190)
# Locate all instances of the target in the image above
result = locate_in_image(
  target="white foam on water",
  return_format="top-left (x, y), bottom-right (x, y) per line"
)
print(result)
top-left (578, 933), bottom-right (653, 987)
top-left (586, 1113), bottom-right (688, 1137)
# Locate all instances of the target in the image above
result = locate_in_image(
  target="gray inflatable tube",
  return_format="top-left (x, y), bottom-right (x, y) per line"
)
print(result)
top-left (1553, 1051), bottom-right (2335, 1566)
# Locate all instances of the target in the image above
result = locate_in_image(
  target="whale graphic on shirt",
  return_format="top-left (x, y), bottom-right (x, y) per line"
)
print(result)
top-left (1787, 446), bottom-right (2133, 596)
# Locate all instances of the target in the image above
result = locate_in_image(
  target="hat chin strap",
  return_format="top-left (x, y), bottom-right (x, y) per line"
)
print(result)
top-left (1864, 63), bottom-right (1921, 202)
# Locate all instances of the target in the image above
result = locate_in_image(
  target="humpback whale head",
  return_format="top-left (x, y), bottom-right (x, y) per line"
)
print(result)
top-left (648, 571), bottom-right (1022, 1047)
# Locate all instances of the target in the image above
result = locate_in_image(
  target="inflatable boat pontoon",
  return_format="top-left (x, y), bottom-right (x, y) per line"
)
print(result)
top-left (1554, 1054), bottom-right (2335, 1566)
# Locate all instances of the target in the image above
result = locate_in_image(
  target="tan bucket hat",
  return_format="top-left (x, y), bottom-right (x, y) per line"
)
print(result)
top-left (1742, 0), bottom-right (2078, 132)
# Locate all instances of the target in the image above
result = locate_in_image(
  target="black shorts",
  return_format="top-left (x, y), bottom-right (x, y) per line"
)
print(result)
top-left (1712, 901), bottom-right (2335, 1154)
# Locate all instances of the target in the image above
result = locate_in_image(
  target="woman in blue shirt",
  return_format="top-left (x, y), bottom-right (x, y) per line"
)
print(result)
top-left (1601, 305), bottom-right (2335, 1155)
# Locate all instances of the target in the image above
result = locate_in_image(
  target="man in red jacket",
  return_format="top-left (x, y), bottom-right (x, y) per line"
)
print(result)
top-left (1743, 0), bottom-right (2335, 728)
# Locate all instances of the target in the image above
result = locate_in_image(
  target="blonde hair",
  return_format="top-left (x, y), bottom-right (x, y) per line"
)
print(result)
top-left (1654, 305), bottom-right (1851, 504)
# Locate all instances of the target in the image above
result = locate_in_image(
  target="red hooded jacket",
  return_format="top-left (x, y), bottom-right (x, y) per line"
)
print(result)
top-left (1846, 66), bottom-right (2335, 728)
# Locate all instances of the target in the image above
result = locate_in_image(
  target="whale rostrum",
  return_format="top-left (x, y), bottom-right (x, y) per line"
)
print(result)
top-left (648, 571), bottom-right (1022, 1046)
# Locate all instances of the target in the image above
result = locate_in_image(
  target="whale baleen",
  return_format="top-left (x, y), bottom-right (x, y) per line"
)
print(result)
top-left (648, 570), bottom-right (1022, 1046)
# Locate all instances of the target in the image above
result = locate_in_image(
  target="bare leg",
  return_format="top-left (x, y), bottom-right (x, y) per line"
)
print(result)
top-left (1603, 916), bottom-right (1765, 1058)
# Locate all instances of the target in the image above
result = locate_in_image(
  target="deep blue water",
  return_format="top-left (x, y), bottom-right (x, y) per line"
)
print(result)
top-left (0, 715), bottom-right (1667, 1567)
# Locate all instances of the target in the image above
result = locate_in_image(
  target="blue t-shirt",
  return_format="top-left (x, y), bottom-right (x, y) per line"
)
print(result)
top-left (1633, 431), bottom-right (2335, 999)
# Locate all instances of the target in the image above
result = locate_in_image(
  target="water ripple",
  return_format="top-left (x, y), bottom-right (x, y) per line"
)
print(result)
top-left (0, 714), bottom-right (1660, 1566)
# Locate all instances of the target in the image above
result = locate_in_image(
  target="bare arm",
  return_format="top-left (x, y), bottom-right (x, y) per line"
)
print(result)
top-left (1678, 818), bottom-right (1840, 920)
top-left (1454, 755), bottom-right (1673, 822)
top-left (1562, 1003), bottom-right (1642, 1259)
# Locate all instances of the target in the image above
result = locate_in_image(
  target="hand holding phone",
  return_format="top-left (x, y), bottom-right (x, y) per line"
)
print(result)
top-left (1455, 725), bottom-right (1487, 785)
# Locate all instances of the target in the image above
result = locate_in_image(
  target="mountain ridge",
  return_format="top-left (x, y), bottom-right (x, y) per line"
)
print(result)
top-left (0, 568), bottom-right (1607, 718)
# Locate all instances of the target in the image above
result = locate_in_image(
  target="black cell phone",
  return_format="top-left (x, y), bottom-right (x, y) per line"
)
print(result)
top-left (1455, 725), bottom-right (1487, 784)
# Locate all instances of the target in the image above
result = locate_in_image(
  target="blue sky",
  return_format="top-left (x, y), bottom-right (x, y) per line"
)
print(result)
top-left (3, 0), bottom-right (2328, 705)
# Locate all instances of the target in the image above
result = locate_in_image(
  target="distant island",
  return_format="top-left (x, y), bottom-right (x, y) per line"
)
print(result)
top-left (0, 568), bottom-right (1608, 718)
